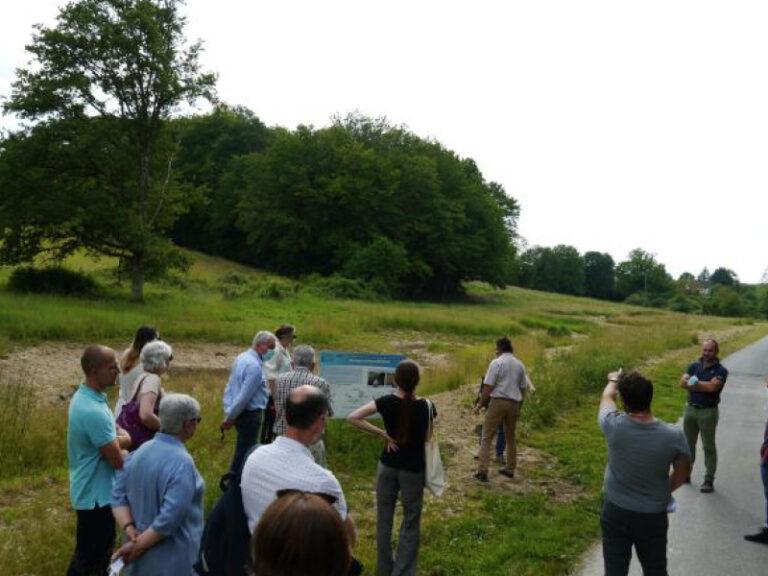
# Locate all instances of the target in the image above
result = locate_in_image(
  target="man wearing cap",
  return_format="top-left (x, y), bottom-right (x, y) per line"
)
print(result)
top-left (679, 338), bottom-right (728, 493)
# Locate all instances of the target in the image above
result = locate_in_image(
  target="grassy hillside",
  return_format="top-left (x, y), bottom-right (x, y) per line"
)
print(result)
top-left (1, 251), bottom-right (766, 575)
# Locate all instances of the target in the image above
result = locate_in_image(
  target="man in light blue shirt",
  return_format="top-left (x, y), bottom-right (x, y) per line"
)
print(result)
top-left (111, 394), bottom-right (204, 576)
top-left (67, 345), bottom-right (128, 576)
top-left (221, 331), bottom-right (276, 476)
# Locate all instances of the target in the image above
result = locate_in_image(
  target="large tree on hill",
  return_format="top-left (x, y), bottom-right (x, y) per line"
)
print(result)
top-left (517, 245), bottom-right (585, 295)
top-left (1, 0), bottom-right (216, 300)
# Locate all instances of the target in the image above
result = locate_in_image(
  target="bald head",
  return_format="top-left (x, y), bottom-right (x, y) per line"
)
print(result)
top-left (81, 345), bottom-right (119, 391)
top-left (286, 385), bottom-right (329, 430)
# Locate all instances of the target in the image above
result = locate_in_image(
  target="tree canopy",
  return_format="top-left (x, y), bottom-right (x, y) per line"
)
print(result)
top-left (223, 115), bottom-right (518, 298)
top-left (1, 0), bottom-right (215, 300)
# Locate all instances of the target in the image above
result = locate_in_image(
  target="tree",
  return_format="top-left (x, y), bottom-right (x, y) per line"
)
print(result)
top-left (709, 267), bottom-right (738, 287)
top-left (517, 245), bottom-right (584, 296)
top-left (697, 267), bottom-right (711, 286)
top-left (614, 249), bottom-right (673, 300)
top-left (2, 0), bottom-right (216, 300)
top-left (583, 251), bottom-right (615, 300)
top-left (231, 114), bottom-right (517, 297)
top-left (171, 105), bottom-right (273, 260)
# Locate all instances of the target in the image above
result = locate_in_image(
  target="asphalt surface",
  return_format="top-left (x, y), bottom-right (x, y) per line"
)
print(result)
top-left (577, 335), bottom-right (768, 576)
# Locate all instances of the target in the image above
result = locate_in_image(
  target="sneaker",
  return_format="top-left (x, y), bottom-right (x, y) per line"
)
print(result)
top-left (473, 471), bottom-right (489, 483)
top-left (498, 469), bottom-right (515, 479)
top-left (744, 528), bottom-right (768, 544)
top-left (700, 480), bottom-right (714, 493)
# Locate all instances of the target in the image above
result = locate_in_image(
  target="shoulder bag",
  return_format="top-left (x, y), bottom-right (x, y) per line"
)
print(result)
top-left (424, 398), bottom-right (445, 497)
top-left (116, 373), bottom-right (160, 451)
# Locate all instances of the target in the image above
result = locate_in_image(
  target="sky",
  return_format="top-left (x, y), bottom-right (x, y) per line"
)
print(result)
top-left (2, 1), bottom-right (767, 282)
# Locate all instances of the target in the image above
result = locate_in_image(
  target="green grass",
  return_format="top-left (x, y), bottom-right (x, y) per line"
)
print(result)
top-left (1, 251), bottom-right (768, 574)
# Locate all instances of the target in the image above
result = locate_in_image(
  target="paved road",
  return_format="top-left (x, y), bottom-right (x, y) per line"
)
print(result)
top-left (577, 335), bottom-right (768, 576)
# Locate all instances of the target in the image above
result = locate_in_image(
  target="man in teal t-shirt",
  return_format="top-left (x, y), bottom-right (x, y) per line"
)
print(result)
top-left (67, 345), bottom-right (127, 576)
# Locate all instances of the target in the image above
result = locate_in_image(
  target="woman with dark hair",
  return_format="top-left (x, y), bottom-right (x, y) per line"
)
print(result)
top-left (251, 491), bottom-right (351, 576)
top-left (347, 360), bottom-right (436, 576)
top-left (115, 326), bottom-right (158, 416)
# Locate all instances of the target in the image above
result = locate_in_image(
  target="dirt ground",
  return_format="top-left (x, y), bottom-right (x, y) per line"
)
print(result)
top-left (0, 341), bottom-right (243, 403)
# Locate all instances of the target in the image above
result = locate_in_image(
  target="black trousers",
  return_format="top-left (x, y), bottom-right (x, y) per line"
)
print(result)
top-left (601, 500), bottom-right (668, 576)
top-left (67, 505), bottom-right (115, 576)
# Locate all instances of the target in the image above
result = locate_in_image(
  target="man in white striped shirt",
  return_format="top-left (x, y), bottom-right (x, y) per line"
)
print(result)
top-left (241, 386), bottom-right (353, 541)
top-left (273, 345), bottom-right (333, 465)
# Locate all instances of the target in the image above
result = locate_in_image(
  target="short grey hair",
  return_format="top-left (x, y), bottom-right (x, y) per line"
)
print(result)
top-left (252, 330), bottom-right (276, 348)
top-left (159, 393), bottom-right (200, 434)
top-left (140, 340), bottom-right (173, 372)
top-left (292, 345), bottom-right (315, 368)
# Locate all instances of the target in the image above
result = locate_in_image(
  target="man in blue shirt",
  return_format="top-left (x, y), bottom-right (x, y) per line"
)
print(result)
top-left (222, 331), bottom-right (276, 476)
top-left (67, 345), bottom-right (129, 576)
top-left (680, 339), bottom-right (728, 493)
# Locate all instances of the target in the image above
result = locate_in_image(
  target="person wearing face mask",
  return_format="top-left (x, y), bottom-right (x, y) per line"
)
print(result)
top-left (240, 386), bottom-right (355, 547)
top-left (261, 324), bottom-right (297, 444)
top-left (222, 331), bottom-right (276, 477)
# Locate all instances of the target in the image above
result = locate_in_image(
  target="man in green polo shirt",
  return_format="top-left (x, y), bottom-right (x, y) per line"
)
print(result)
top-left (67, 345), bottom-right (128, 576)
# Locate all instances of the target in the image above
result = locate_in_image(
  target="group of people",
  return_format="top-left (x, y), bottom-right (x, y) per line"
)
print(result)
top-left (597, 338), bottom-right (768, 576)
top-left (64, 326), bottom-right (768, 576)
top-left (66, 325), bottom-right (440, 576)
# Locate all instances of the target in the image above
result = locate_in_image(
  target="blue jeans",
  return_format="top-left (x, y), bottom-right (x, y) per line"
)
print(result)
top-left (477, 425), bottom-right (505, 456)
top-left (229, 409), bottom-right (263, 478)
top-left (761, 460), bottom-right (768, 525)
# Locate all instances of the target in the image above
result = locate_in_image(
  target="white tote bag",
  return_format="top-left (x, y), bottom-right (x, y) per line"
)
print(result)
top-left (424, 399), bottom-right (446, 497)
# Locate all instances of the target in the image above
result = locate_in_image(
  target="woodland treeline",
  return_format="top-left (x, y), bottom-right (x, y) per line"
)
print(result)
top-left (0, 0), bottom-right (765, 317)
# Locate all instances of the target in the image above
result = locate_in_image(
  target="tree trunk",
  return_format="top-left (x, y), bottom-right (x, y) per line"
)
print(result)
top-left (130, 255), bottom-right (145, 302)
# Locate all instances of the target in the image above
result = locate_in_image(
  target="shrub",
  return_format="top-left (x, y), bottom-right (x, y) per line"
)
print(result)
top-left (7, 266), bottom-right (101, 297)
top-left (303, 274), bottom-right (382, 300)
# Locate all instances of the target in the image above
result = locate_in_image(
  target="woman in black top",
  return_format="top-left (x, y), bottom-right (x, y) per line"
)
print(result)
top-left (347, 360), bottom-right (437, 576)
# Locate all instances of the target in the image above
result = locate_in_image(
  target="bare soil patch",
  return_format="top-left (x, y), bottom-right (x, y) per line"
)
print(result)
top-left (0, 341), bottom-right (242, 404)
top-left (427, 382), bottom-right (584, 506)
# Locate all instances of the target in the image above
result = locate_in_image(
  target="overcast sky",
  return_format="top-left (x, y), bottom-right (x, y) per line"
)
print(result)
top-left (2, 1), bottom-right (767, 282)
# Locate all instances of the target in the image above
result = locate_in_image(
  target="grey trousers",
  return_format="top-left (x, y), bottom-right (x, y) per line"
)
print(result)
top-left (376, 462), bottom-right (425, 576)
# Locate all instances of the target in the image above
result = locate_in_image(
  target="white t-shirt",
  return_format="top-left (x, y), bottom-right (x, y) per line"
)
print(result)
top-left (240, 436), bottom-right (347, 533)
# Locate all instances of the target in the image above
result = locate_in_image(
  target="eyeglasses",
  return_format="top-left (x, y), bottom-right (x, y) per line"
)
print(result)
top-left (190, 416), bottom-right (202, 423)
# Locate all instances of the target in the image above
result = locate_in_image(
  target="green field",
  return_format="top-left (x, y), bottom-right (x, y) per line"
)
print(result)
top-left (1, 251), bottom-right (766, 575)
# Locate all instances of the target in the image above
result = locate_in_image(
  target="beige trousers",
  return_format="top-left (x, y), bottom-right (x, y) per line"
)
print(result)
top-left (478, 397), bottom-right (521, 474)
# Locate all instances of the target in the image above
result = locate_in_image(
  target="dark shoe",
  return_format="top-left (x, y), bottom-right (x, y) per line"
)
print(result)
top-left (498, 469), bottom-right (515, 479)
top-left (473, 471), bottom-right (489, 483)
top-left (473, 454), bottom-right (479, 460)
top-left (700, 480), bottom-right (714, 493)
top-left (744, 528), bottom-right (768, 544)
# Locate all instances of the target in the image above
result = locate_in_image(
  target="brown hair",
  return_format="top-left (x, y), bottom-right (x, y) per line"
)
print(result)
top-left (617, 370), bottom-right (653, 413)
top-left (393, 360), bottom-right (420, 445)
top-left (120, 325), bottom-right (158, 373)
top-left (251, 492), bottom-right (350, 576)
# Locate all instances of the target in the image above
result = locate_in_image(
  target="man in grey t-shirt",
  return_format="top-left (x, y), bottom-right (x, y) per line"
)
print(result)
top-left (599, 369), bottom-right (691, 576)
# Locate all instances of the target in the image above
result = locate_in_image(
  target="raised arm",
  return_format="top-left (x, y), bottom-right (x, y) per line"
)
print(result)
top-left (600, 370), bottom-right (622, 412)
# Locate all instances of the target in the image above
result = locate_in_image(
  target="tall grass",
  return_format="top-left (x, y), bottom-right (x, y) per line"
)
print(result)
top-left (0, 370), bottom-right (65, 479)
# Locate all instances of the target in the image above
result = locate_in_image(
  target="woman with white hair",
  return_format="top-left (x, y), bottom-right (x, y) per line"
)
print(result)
top-left (116, 340), bottom-right (173, 451)
top-left (111, 393), bottom-right (205, 575)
